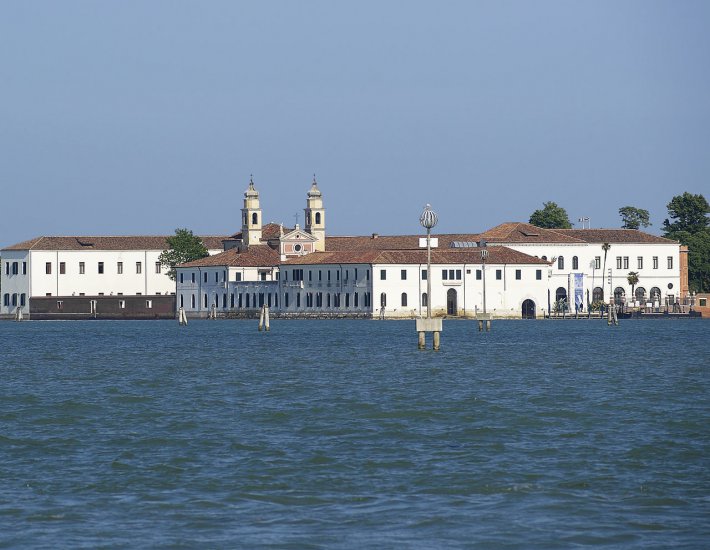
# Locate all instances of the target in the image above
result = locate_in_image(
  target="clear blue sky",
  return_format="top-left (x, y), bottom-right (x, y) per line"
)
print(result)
top-left (1, 1), bottom-right (708, 246)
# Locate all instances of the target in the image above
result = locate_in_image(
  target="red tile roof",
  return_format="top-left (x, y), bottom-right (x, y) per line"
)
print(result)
top-left (179, 244), bottom-right (280, 268)
top-left (325, 233), bottom-right (481, 251)
top-left (282, 246), bottom-right (548, 266)
top-left (552, 229), bottom-right (677, 244)
top-left (3, 235), bottom-right (227, 251)
top-left (481, 223), bottom-right (584, 243)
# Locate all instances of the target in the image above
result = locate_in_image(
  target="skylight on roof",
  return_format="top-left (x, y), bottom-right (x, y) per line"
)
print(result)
top-left (520, 230), bottom-right (539, 237)
top-left (450, 241), bottom-right (479, 248)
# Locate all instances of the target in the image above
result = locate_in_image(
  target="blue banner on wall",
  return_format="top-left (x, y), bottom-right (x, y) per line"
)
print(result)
top-left (574, 273), bottom-right (584, 310)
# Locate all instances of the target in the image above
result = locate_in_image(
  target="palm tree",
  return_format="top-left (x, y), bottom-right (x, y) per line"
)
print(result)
top-left (601, 243), bottom-right (611, 301)
top-left (627, 271), bottom-right (639, 302)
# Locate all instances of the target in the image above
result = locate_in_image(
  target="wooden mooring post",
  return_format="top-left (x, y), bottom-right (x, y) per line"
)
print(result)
top-left (178, 307), bottom-right (188, 326)
top-left (416, 317), bottom-right (442, 351)
top-left (258, 305), bottom-right (270, 331)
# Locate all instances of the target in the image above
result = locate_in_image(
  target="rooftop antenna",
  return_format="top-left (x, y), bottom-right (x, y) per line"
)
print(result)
top-left (578, 216), bottom-right (590, 229)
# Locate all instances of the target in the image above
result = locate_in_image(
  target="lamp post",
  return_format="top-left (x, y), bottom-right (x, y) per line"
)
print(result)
top-left (417, 205), bottom-right (442, 349)
top-left (420, 204), bottom-right (438, 319)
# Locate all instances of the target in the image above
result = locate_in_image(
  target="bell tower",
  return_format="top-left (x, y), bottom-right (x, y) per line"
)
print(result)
top-left (304, 175), bottom-right (326, 251)
top-left (241, 175), bottom-right (262, 246)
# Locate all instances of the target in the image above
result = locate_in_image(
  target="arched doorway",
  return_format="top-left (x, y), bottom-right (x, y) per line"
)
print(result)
top-left (447, 288), bottom-right (457, 316)
top-left (650, 287), bottom-right (661, 304)
top-left (593, 287), bottom-right (604, 302)
top-left (522, 299), bottom-right (536, 319)
top-left (614, 287), bottom-right (625, 304)
top-left (555, 287), bottom-right (567, 302)
top-left (635, 287), bottom-right (646, 303)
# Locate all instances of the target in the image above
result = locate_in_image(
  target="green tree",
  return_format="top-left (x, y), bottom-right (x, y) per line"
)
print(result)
top-left (529, 201), bottom-right (572, 229)
top-left (619, 206), bottom-right (651, 229)
top-left (662, 192), bottom-right (709, 234)
top-left (159, 228), bottom-right (209, 281)
top-left (662, 193), bottom-right (710, 293)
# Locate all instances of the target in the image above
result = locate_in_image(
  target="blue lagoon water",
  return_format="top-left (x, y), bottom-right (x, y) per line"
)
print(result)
top-left (1, 319), bottom-right (709, 548)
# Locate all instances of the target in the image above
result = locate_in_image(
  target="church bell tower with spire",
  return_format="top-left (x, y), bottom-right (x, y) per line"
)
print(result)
top-left (241, 176), bottom-right (262, 246)
top-left (304, 175), bottom-right (326, 251)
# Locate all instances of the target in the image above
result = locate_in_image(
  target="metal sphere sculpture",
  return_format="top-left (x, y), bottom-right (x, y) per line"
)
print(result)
top-left (420, 204), bottom-right (438, 230)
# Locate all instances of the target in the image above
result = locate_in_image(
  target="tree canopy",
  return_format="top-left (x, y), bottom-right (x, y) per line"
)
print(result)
top-left (159, 228), bottom-right (209, 281)
top-left (529, 201), bottom-right (572, 229)
top-left (662, 193), bottom-right (710, 293)
top-left (662, 192), bottom-right (709, 234)
top-left (619, 206), bottom-right (651, 229)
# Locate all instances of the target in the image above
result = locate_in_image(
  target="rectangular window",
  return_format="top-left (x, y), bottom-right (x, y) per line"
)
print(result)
top-left (422, 269), bottom-right (427, 280)
top-left (401, 269), bottom-right (407, 280)
top-left (653, 256), bottom-right (659, 269)
top-left (366, 269), bottom-right (370, 281)
top-left (327, 270), bottom-right (331, 281)
top-left (60, 262), bottom-right (66, 275)
top-left (235, 272), bottom-right (242, 282)
top-left (180, 273), bottom-right (184, 284)
top-left (215, 272), bottom-right (219, 283)
top-left (79, 262), bottom-right (85, 274)
top-left (442, 270), bottom-right (448, 280)
top-left (11, 262), bottom-right (18, 274)
top-left (354, 292), bottom-right (359, 307)
top-left (476, 270), bottom-right (482, 280)
top-left (355, 268), bottom-right (358, 280)
top-left (20, 294), bottom-right (26, 306)
top-left (667, 256), bottom-right (673, 269)
top-left (616, 257), bottom-right (622, 269)
top-left (449, 269), bottom-right (455, 280)
top-left (23, 262), bottom-right (27, 275)
top-left (595, 256), bottom-right (601, 270)
top-left (191, 272), bottom-right (196, 283)
top-left (515, 269), bottom-right (521, 280)
top-left (455, 269), bottom-right (462, 280)
top-left (344, 270), bottom-right (348, 281)
top-left (336, 270), bottom-right (340, 281)
top-left (536, 269), bottom-right (542, 280)
top-left (496, 269), bottom-right (502, 280)
top-left (380, 269), bottom-right (386, 280)
top-left (136, 262), bottom-right (142, 274)
top-left (156, 262), bottom-right (161, 274)
top-left (230, 293), bottom-right (235, 307)
top-left (117, 261), bottom-right (123, 274)
top-left (637, 257), bottom-right (643, 270)
top-left (4, 262), bottom-right (8, 275)
top-left (318, 270), bottom-right (322, 281)
top-left (203, 272), bottom-right (207, 283)
top-left (98, 262), bottom-right (104, 274)
top-left (260, 272), bottom-right (267, 281)
top-left (45, 262), bottom-right (51, 275)
top-left (623, 257), bottom-right (629, 270)
top-left (146, 300), bottom-right (152, 309)
top-left (309, 271), bottom-right (313, 282)
top-left (699, 298), bottom-right (707, 307)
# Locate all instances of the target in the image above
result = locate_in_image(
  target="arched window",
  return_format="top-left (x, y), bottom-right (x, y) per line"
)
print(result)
top-left (422, 293), bottom-right (428, 307)
top-left (572, 256), bottom-right (579, 270)
top-left (635, 287), bottom-right (647, 303)
top-left (251, 212), bottom-right (258, 226)
top-left (315, 212), bottom-right (321, 225)
top-left (558, 256), bottom-right (564, 270)
top-left (306, 212), bottom-right (311, 225)
top-left (327, 293), bottom-right (331, 307)
top-left (593, 287), bottom-right (604, 302)
top-left (380, 293), bottom-right (387, 307)
top-left (401, 293), bottom-right (407, 307)
top-left (614, 287), bottom-right (625, 304)
top-left (650, 287), bottom-right (661, 303)
top-left (541, 256), bottom-right (547, 261)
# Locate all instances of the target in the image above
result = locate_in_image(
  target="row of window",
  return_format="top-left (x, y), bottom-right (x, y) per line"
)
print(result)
top-left (615, 256), bottom-right (672, 270)
top-left (284, 268), bottom-right (367, 283)
top-left (549, 256), bottom-right (674, 271)
top-left (5, 262), bottom-right (27, 275)
top-left (40, 261), bottom-right (159, 275)
top-left (559, 286), bottom-right (668, 303)
top-left (3, 293), bottom-right (27, 307)
top-left (52, 299), bottom-right (155, 310)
